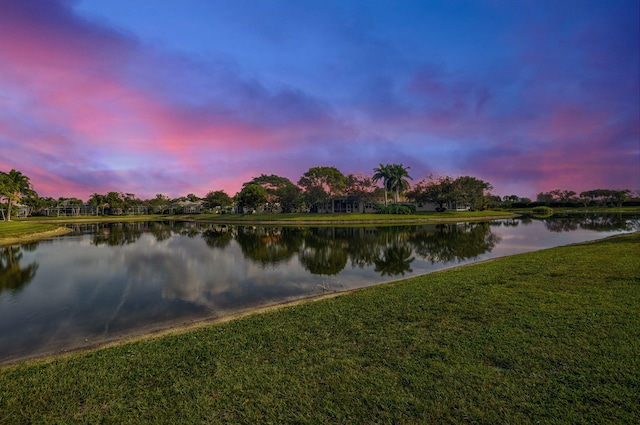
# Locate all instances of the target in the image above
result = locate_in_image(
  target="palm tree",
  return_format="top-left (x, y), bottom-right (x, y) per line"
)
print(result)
top-left (386, 164), bottom-right (413, 203)
top-left (0, 169), bottom-right (35, 221)
top-left (372, 163), bottom-right (392, 206)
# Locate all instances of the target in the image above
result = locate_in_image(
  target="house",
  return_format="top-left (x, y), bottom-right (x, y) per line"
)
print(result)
top-left (238, 202), bottom-right (282, 215)
top-left (313, 197), bottom-right (378, 214)
top-left (171, 201), bottom-right (204, 214)
top-left (10, 202), bottom-right (31, 218)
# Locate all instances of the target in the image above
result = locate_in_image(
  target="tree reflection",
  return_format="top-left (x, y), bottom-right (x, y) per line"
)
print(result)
top-left (0, 244), bottom-right (39, 293)
top-left (202, 227), bottom-right (233, 249)
top-left (236, 227), bottom-right (303, 267)
top-left (344, 228), bottom-right (383, 269)
top-left (220, 223), bottom-right (501, 276)
top-left (579, 214), bottom-right (638, 232)
top-left (541, 214), bottom-right (639, 233)
top-left (149, 222), bottom-right (174, 242)
top-left (374, 244), bottom-right (414, 276)
top-left (92, 222), bottom-right (145, 246)
top-left (542, 217), bottom-right (580, 232)
top-left (299, 228), bottom-right (348, 275)
top-left (193, 214), bottom-right (637, 277)
top-left (408, 223), bottom-right (500, 263)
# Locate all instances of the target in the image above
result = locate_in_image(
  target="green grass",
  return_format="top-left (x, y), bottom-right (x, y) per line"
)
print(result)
top-left (1, 233), bottom-right (639, 424)
top-left (17, 210), bottom-right (515, 225)
top-left (508, 206), bottom-right (640, 214)
top-left (191, 210), bottom-right (514, 223)
top-left (16, 214), bottom-right (172, 223)
top-left (0, 221), bottom-right (59, 237)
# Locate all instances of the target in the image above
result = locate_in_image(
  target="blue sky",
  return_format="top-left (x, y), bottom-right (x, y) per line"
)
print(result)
top-left (1, 0), bottom-right (638, 199)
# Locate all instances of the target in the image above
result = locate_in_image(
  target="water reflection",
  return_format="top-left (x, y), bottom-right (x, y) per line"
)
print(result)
top-left (237, 227), bottom-right (303, 267)
top-left (226, 224), bottom-right (500, 276)
top-left (0, 214), bottom-right (638, 364)
top-left (539, 213), bottom-right (638, 233)
top-left (409, 223), bottom-right (501, 264)
top-left (0, 243), bottom-right (39, 293)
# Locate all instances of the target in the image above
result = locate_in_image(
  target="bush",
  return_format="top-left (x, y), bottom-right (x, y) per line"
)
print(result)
top-left (532, 206), bottom-right (553, 215)
top-left (375, 204), bottom-right (416, 215)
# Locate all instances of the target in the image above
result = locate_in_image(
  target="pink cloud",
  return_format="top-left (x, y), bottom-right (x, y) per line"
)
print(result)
top-left (0, 1), bottom-right (637, 202)
top-left (0, 1), bottom-right (351, 199)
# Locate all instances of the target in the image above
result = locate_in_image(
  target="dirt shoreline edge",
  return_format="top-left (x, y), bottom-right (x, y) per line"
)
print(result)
top-left (0, 227), bottom-right (73, 248)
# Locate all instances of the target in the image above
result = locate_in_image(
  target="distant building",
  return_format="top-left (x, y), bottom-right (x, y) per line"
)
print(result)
top-left (170, 200), bottom-right (204, 214)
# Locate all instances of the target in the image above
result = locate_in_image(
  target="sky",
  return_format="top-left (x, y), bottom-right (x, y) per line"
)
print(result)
top-left (1, 0), bottom-right (638, 201)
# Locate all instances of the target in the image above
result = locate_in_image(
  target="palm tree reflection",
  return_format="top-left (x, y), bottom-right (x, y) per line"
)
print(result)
top-left (374, 244), bottom-right (415, 276)
top-left (0, 244), bottom-right (39, 293)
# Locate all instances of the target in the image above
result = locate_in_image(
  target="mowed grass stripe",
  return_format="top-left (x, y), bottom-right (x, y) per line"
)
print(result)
top-left (0, 221), bottom-right (59, 237)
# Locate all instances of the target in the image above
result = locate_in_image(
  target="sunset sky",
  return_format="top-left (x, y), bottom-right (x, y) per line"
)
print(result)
top-left (1, 0), bottom-right (638, 201)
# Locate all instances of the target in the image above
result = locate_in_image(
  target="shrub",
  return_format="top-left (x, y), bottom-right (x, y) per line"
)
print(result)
top-left (532, 206), bottom-right (553, 215)
top-left (375, 204), bottom-right (416, 215)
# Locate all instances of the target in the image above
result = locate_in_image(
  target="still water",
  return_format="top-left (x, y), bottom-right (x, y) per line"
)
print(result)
top-left (1, 214), bottom-right (637, 364)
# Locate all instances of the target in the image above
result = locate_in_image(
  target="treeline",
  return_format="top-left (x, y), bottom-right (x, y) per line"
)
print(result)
top-left (533, 189), bottom-right (635, 208)
top-left (1, 166), bottom-right (638, 220)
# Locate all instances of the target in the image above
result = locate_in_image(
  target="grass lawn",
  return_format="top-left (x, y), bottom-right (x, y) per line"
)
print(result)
top-left (1, 233), bottom-right (638, 424)
top-left (508, 206), bottom-right (640, 214)
top-left (0, 221), bottom-right (59, 237)
top-left (17, 210), bottom-right (516, 225)
top-left (190, 210), bottom-right (515, 223)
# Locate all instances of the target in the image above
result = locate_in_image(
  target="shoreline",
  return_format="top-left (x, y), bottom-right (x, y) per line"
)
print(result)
top-left (0, 226), bottom-right (73, 248)
top-left (188, 214), bottom-right (518, 226)
top-left (1, 213), bottom-right (517, 246)
top-left (0, 291), bottom-right (348, 368)
top-left (2, 232), bottom-right (638, 422)
top-left (4, 231), bottom-right (636, 368)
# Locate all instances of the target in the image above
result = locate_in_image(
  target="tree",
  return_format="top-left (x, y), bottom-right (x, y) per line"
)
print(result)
top-left (0, 169), bottom-right (36, 221)
top-left (147, 193), bottom-right (171, 214)
top-left (243, 174), bottom-right (302, 213)
top-left (236, 184), bottom-right (267, 213)
top-left (104, 192), bottom-right (125, 214)
top-left (20, 193), bottom-right (44, 217)
top-left (580, 189), bottom-right (630, 207)
top-left (345, 173), bottom-right (379, 205)
top-left (536, 192), bottom-right (554, 206)
top-left (386, 164), bottom-right (412, 203)
top-left (88, 193), bottom-right (108, 215)
top-left (122, 193), bottom-right (143, 214)
top-left (297, 167), bottom-right (346, 211)
top-left (57, 197), bottom-right (84, 216)
top-left (372, 164), bottom-right (392, 206)
top-left (373, 163), bottom-right (412, 204)
top-left (452, 176), bottom-right (493, 210)
top-left (276, 183), bottom-right (304, 213)
top-left (203, 190), bottom-right (232, 210)
top-left (406, 174), bottom-right (454, 210)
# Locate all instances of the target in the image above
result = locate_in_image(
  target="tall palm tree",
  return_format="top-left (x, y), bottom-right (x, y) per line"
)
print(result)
top-left (372, 163), bottom-right (392, 206)
top-left (0, 169), bottom-right (35, 221)
top-left (386, 164), bottom-right (413, 203)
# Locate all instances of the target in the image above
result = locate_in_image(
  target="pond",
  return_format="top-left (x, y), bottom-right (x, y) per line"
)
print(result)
top-left (1, 214), bottom-right (638, 364)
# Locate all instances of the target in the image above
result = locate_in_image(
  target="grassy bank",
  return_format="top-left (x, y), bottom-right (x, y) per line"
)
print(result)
top-left (4, 211), bottom-right (516, 242)
top-left (18, 210), bottom-right (516, 225)
top-left (1, 233), bottom-right (638, 423)
top-left (507, 206), bottom-right (640, 214)
top-left (191, 210), bottom-right (515, 224)
top-left (0, 221), bottom-right (59, 237)
top-left (0, 221), bottom-right (71, 247)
